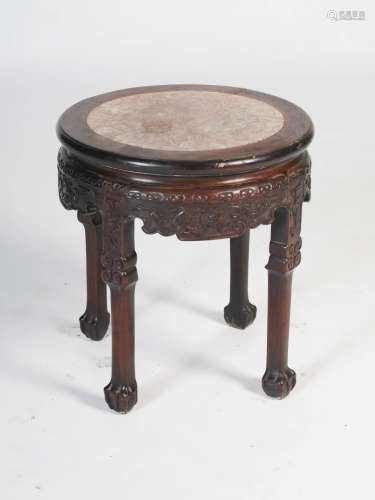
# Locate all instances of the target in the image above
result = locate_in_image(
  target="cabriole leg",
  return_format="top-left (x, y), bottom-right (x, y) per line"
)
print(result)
top-left (224, 230), bottom-right (257, 329)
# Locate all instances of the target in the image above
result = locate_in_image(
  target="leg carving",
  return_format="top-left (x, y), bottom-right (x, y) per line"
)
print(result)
top-left (77, 210), bottom-right (110, 341)
top-left (262, 198), bottom-right (303, 399)
top-left (101, 197), bottom-right (138, 414)
top-left (224, 230), bottom-right (257, 329)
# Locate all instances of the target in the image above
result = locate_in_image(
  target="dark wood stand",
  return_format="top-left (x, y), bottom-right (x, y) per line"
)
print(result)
top-left (57, 85), bottom-right (313, 413)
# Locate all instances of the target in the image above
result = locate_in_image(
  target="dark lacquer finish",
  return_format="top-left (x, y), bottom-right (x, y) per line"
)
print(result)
top-left (101, 213), bottom-right (138, 413)
top-left (57, 84), bottom-right (313, 413)
top-left (57, 84), bottom-right (313, 177)
top-left (77, 210), bottom-right (109, 341)
top-left (262, 203), bottom-right (303, 398)
top-left (224, 231), bottom-right (257, 329)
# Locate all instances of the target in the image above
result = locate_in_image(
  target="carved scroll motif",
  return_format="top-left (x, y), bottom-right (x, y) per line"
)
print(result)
top-left (57, 147), bottom-right (310, 242)
top-left (100, 195), bottom-right (138, 288)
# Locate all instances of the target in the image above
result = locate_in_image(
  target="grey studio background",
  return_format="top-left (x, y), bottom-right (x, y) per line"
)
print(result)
top-left (1, 2), bottom-right (374, 499)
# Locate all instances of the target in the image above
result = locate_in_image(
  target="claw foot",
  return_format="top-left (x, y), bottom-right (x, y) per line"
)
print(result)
top-left (262, 367), bottom-right (296, 399)
top-left (104, 381), bottom-right (137, 413)
top-left (79, 311), bottom-right (110, 341)
top-left (224, 301), bottom-right (257, 329)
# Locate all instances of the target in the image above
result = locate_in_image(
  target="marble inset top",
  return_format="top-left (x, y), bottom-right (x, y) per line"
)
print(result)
top-left (87, 90), bottom-right (284, 152)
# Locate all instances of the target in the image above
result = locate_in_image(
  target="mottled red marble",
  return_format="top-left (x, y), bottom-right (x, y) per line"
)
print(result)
top-left (87, 90), bottom-right (284, 151)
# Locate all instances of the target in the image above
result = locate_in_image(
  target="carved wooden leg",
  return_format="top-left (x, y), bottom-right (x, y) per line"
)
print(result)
top-left (262, 203), bottom-right (302, 399)
top-left (77, 210), bottom-right (110, 341)
top-left (224, 230), bottom-right (257, 329)
top-left (101, 201), bottom-right (138, 414)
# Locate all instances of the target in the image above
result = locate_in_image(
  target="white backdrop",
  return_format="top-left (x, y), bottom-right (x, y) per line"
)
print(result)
top-left (1, 2), bottom-right (374, 499)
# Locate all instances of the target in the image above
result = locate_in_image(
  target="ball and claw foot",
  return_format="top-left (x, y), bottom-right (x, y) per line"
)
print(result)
top-left (224, 302), bottom-right (257, 330)
top-left (104, 382), bottom-right (138, 413)
top-left (262, 367), bottom-right (296, 399)
top-left (79, 311), bottom-right (110, 341)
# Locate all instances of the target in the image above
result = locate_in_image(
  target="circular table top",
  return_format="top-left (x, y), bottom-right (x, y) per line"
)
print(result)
top-left (57, 85), bottom-right (313, 177)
